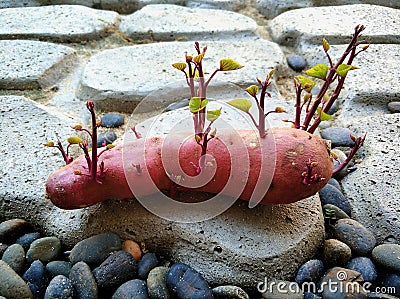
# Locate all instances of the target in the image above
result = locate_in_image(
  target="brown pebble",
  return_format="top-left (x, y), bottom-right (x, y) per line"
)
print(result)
top-left (122, 240), bottom-right (141, 261)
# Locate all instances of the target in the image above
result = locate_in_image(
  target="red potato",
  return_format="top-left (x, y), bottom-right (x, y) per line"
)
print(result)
top-left (46, 127), bottom-right (333, 209)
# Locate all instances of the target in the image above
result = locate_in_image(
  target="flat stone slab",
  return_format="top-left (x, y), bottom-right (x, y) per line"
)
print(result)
top-left (119, 4), bottom-right (257, 41)
top-left (300, 44), bottom-right (400, 124)
top-left (0, 40), bottom-right (77, 90)
top-left (341, 113), bottom-right (400, 244)
top-left (267, 4), bottom-right (400, 47)
top-left (0, 5), bottom-right (120, 42)
top-left (0, 95), bottom-right (324, 288)
top-left (256, 0), bottom-right (400, 19)
top-left (77, 39), bottom-right (286, 111)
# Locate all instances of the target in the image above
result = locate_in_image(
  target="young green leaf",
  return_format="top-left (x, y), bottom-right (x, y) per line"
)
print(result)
top-left (336, 64), bottom-right (358, 77)
top-left (245, 85), bottom-right (259, 97)
top-left (267, 69), bottom-right (275, 81)
top-left (295, 75), bottom-right (316, 92)
top-left (304, 64), bottom-right (329, 80)
top-left (207, 108), bottom-right (222, 122)
top-left (227, 99), bottom-right (252, 112)
top-left (43, 141), bottom-right (55, 147)
top-left (189, 97), bottom-right (208, 113)
top-left (322, 38), bottom-right (330, 52)
top-left (193, 53), bottom-right (204, 64)
top-left (316, 107), bottom-right (333, 121)
top-left (67, 136), bottom-right (83, 144)
top-left (172, 62), bottom-right (187, 71)
top-left (219, 58), bottom-right (243, 71)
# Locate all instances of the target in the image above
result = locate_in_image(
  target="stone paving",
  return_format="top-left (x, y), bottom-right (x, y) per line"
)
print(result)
top-left (1, 0), bottom-right (399, 288)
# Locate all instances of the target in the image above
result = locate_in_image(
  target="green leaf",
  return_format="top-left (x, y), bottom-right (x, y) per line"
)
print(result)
top-left (245, 85), bottom-right (259, 97)
top-left (227, 99), bottom-right (252, 112)
top-left (189, 97), bottom-right (208, 113)
top-left (206, 108), bottom-right (222, 122)
top-left (193, 54), bottom-right (204, 64)
top-left (219, 58), bottom-right (243, 71)
top-left (304, 64), bottom-right (329, 80)
top-left (336, 64), bottom-right (358, 77)
top-left (295, 75), bottom-right (316, 92)
top-left (316, 107), bottom-right (333, 121)
top-left (43, 141), bottom-right (54, 147)
top-left (322, 38), bottom-right (330, 52)
top-left (172, 62), bottom-right (187, 71)
top-left (67, 136), bottom-right (83, 144)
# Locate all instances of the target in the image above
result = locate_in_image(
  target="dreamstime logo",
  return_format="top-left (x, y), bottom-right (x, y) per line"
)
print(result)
top-left (121, 80), bottom-right (277, 223)
top-left (257, 270), bottom-right (396, 295)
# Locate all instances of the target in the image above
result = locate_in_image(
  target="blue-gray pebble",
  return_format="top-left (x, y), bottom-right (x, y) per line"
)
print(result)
top-left (319, 184), bottom-right (351, 215)
top-left (372, 244), bottom-right (400, 272)
top-left (304, 293), bottom-right (322, 299)
top-left (138, 252), bottom-right (158, 280)
top-left (335, 219), bottom-right (376, 256)
top-left (164, 100), bottom-right (188, 112)
top-left (101, 113), bottom-right (124, 128)
top-left (327, 178), bottom-right (341, 191)
top-left (346, 257), bottom-right (377, 283)
top-left (22, 260), bottom-right (49, 299)
top-left (321, 127), bottom-right (355, 147)
top-left (295, 259), bottom-right (324, 284)
top-left (112, 279), bottom-right (148, 299)
top-left (1, 243), bottom-right (25, 273)
top-left (97, 131), bottom-right (117, 148)
top-left (44, 275), bottom-right (74, 299)
top-left (378, 273), bottom-right (400, 297)
top-left (0, 244), bottom-right (7, 259)
top-left (26, 237), bottom-right (61, 263)
top-left (70, 232), bottom-right (121, 266)
top-left (147, 266), bottom-right (171, 299)
top-left (166, 263), bottom-right (213, 299)
top-left (16, 232), bottom-right (41, 251)
top-left (70, 261), bottom-right (98, 299)
top-left (388, 101), bottom-right (400, 113)
top-left (93, 250), bottom-right (137, 289)
top-left (46, 261), bottom-right (72, 278)
top-left (287, 54), bottom-right (307, 72)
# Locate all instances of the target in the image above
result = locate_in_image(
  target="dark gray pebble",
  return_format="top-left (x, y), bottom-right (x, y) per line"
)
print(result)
top-left (112, 279), bottom-right (148, 299)
top-left (304, 293), bottom-right (321, 299)
top-left (101, 113), bottom-right (124, 128)
top-left (0, 260), bottom-right (33, 299)
top-left (2, 243), bottom-right (25, 273)
top-left (44, 275), bottom-right (74, 299)
top-left (166, 263), bottom-right (213, 299)
top-left (347, 257), bottom-right (377, 283)
top-left (97, 131), bottom-right (117, 148)
top-left (323, 239), bottom-right (352, 267)
top-left (0, 243), bottom-right (8, 259)
top-left (138, 252), bottom-right (158, 280)
top-left (0, 219), bottom-right (30, 243)
top-left (388, 101), bottom-right (400, 113)
top-left (383, 235), bottom-right (399, 245)
top-left (147, 266), bottom-right (171, 299)
top-left (93, 250), bottom-right (137, 289)
top-left (372, 244), bottom-right (400, 272)
top-left (332, 148), bottom-right (348, 179)
top-left (70, 232), bottom-right (121, 266)
top-left (377, 273), bottom-right (400, 297)
top-left (16, 232), bottom-right (41, 251)
top-left (22, 260), bottom-right (49, 299)
top-left (295, 259), bottom-right (324, 284)
top-left (335, 219), bottom-right (376, 256)
top-left (212, 285), bottom-right (249, 299)
top-left (320, 267), bottom-right (367, 299)
top-left (164, 100), bottom-right (188, 112)
top-left (321, 127), bottom-right (355, 147)
top-left (323, 204), bottom-right (350, 222)
top-left (46, 261), bottom-right (72, 278)
top-left (287, 54), bottom-right (307, 72)
top-left (70, 261), bottom-right (98, 299)
top-left (327, 178), bottom-right (341, 191)
top-left (26, 236), bottom-right (61, 263)
top-left (319, 184), bottom-right (351, 215)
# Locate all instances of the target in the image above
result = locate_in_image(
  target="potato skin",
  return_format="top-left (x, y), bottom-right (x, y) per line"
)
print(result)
top-left (46, 128), bottom-right (333, 209)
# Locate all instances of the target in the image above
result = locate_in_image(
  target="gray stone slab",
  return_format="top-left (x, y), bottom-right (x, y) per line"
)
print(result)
top-left (0, 5), bottom-right (120, 42)
top-left (341, 113), bottom-right (400, 244)
top-left (256, 0), bottom-right (400, 19)
top-left (77, 39), bottom-right (286, 111)
top-left (267, 4), bottom-right (400, 47)
top-left (0, 95), bottom-right (324, 288)
top-left (119, 4), bottom-right (257, 41)
top-left (0, 40), bottom-right (77, 90)
top-left (299, 44), bottom-right (400, 124)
